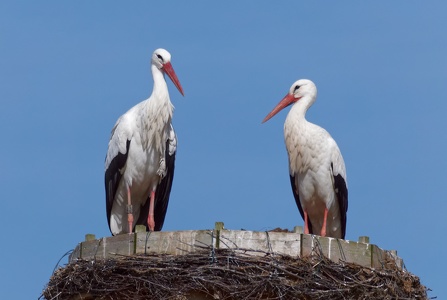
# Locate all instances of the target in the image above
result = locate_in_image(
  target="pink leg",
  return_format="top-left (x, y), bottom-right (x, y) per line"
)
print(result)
top-left (147, 190), bottom-right (155, 231)
top-left (127, 187), bottom-right (133, 234)
top-left (304, 211), bottom-right (310, 234)
top-left (320, 208), bottom-right (328, 237)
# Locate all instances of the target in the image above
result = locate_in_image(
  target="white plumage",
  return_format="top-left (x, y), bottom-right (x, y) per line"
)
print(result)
top-left (105, 48), bottom-right (184, 235)
top-left (263, 79), bottom-right (348, 239)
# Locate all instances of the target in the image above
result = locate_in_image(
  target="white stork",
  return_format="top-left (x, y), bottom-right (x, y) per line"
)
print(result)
top-left (262, 79), bottom-right (348, 239)
top-left (104, 48), bottom-right (184, 235)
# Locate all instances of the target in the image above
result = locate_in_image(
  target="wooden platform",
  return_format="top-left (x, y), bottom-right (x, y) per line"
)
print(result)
top-left (69, 223), bottom-right (403, 270)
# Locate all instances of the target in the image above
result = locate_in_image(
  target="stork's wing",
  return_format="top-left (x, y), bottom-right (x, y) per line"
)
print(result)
top-left (331, 165), bottom-right (348, 239)
top-left (330, 145), bottom-right (348, 239)
top-left (290, 175), bottom-right (313, 234)
top-left (137, 125), bottom-right (176, 231)
top-left (104, 119), bottom-right (132, 233)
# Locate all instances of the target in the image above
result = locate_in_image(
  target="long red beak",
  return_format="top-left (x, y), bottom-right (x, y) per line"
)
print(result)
top-left (262, 93), bottom-right (297, 123)
top-left (162, 61), bottom-right (184, 96)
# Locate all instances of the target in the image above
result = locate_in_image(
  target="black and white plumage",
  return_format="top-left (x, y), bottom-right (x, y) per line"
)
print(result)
top-left (105, 48), bottom-right (184, 235)
top-left (263, 79), bottom-right (348, 239)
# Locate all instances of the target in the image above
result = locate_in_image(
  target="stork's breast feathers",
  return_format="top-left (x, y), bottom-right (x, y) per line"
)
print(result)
top-left (285, 130), bottom-right (321, 175)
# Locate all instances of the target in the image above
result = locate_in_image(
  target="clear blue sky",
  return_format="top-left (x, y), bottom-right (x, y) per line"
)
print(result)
top-left (1, 2), bottom-right (445, 299)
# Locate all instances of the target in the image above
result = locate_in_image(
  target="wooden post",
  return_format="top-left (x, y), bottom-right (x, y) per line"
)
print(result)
top-left (358, 236), bottom-right (370, 243)
top-left (293, 226), bottom-right (303, 234)
top-left (214, 222), bottom-right (224, 249)
top-left (85, 234), bottom-right (96, 242)
top-left (135, 225), bottom-right (146, 233)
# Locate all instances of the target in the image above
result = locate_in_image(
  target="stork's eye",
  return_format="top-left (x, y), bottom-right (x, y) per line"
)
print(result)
top-left (156, 54), bottom-right (164, 62)
top-left (294, 85), bottom-right (301, 93)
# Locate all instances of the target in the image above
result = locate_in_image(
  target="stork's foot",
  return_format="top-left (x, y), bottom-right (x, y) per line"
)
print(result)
top-left (147, 215), bottom-right (155, 232)
top-left (320, 227), bottom-right (326, 237)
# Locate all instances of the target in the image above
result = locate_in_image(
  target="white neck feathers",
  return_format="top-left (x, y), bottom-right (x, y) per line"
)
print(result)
top-left (141, 64), bottom-right (174, 153)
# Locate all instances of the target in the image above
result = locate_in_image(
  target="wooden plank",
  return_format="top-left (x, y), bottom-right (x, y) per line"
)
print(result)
top-left (69, 229), bottom-right (403, 271)
top-left (135, 230), bottom-right (213, 255)
top-left (75, 234), bottom-right (135, 260)
top-left (218, 230), bottom-right (302, 256)
top-left (300, 234), bottom-right (377, 268)
top-left (388, 250), bottom-right (404, 270)
top-left (101, 234), bottom-right (135, 257)
top-left (70, 244), bottom-right (81, 262)
top-left (79, 238), bottom-right (104, 259)
top-left (371, 245), bottom-right (403, 270)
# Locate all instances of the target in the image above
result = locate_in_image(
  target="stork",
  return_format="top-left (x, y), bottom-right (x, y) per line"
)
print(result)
top-left (104, 48), bottom-right (184, 235)
top-left (262, 79), bottom-right (348, 239)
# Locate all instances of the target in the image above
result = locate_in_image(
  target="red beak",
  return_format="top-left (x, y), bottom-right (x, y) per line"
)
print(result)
top-left (262, 93), bottom-right (297, 123)
top-left (162, 61), bottom-right (184, 96)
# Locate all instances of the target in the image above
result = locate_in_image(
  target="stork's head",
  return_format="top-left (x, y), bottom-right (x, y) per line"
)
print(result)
top-left (288, 79), bottom-right (317, 101)
top-left (262, 79), bottom-right (317, 123)
top-left (152, 48), bottom-right (184, 96)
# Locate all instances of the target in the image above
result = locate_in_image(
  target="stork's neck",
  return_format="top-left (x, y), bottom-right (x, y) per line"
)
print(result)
top-left (283, 94), bottom-right (318, 175)
top-left (286, 95), bottom-right (314, 125)
top-left (141, 64), bottom-right (174, 152)
top-left (151, 64), bottom-right (169, 101)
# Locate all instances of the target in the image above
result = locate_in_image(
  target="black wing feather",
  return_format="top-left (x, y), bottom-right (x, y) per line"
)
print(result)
top-left (136, 138), bottom-right (175, 231)
top-left (105, 139), bottom-right (131, 233)
top-left (153, 144), bottom-right (175, 231)
top-left (331, 163), bottom-right (348, 239)
top-left (290, 175), bottom-right (313, 234)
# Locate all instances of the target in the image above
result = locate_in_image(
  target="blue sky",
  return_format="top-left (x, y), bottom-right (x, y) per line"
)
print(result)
top-left (1, 1), bottom-right (446, 299)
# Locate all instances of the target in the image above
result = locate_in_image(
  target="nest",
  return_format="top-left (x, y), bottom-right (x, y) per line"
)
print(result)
top-left (42, 248), bottom-right (428, 300)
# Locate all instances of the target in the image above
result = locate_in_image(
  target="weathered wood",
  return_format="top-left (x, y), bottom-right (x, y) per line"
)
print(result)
top-left (69, 226), bottom-right (403, 271)
top-left (293, 226), bottom-right (304, 234)
top-left (134, 225), bottom-right (146, 233)
top-left (135, 230), bottom-right (213, 255)
top-left (73, 234), bottom-right (135, 261)
top-left (358, 236), bottom-right (370, 243)
top-left (84, 234), bottom-right (96, 242)
top-left (218, 230), bottom-right (302, 257)
top-left (214, 222), bottom-right (224, 231)
top-left (70, 242), bottom-right (81, 260)
top-left (388, 249), bottom-right (404, 270)
top-left (301, 234), bottom-right (375, 267)
top-left (214, 221), bottom-right (224, 249)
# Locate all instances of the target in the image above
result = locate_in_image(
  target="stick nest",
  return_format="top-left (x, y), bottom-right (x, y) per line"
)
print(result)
top-left (42, 247), bottom-right (428, 300)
